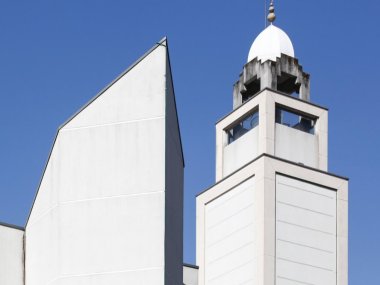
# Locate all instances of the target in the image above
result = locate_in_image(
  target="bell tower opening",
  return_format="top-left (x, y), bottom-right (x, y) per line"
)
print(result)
top-left (277, 72), bottom-right (299, 96)
top-left (241, 77), bottom-right (261, 103)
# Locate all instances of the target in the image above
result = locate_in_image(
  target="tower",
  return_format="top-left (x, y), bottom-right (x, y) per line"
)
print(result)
top-left (196, 4), bottom-right (348, 285)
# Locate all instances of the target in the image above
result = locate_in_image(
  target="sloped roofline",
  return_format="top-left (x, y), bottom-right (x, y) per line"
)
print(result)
top-left (0, 221), bottom-right (24, 231)
top-left (59, 37), bottom-right (167, 130)
top-left (164, 39), bottom-right (185, 167)
top-left (25, 37), bottom-right (185, 227)
top-left (196, 153), bottom-right (349, 198)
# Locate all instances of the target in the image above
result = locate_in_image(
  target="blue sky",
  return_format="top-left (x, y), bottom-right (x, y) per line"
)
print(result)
top-left (0, 0), bottom-right (379, 283)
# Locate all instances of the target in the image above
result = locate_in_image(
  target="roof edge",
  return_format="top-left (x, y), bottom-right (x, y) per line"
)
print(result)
top-left (183, 263), bottom-right (199, 269)
top-left (215, 87), bottom-right (328, 125)
top-left (59, 37), bottom-right (168, 130)
top-left (165, 38), bottom-right (185, 167)
top-left (0, 221), bottom-right (25, 231)
top-left (196, 153), bottom-right (349, 197)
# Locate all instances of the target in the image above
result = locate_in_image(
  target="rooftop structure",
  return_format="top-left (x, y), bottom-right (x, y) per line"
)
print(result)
top-left (248, 25), bottom-right (295, 63)
top-left (196, 3), bottom-right (348, 285)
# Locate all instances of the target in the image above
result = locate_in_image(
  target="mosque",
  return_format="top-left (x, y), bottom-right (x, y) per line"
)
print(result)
top-left (0, 3), bottom-right (348, 285)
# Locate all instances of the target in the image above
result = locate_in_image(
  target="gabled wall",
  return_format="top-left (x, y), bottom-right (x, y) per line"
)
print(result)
top-left (25, 39), bottom-right (183, 285)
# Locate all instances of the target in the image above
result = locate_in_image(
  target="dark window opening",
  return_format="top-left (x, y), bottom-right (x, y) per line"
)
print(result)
top-left (227, 110), bottom-right (259, 144)
top-left (275, 107), bottom-right (316, 134)
top-left (277, 73), bottom-right (299, 97)
top-left (241, 78), bottom-right (260, 103)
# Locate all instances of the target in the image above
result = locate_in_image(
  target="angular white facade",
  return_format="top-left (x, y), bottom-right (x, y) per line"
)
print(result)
top-left (24, 39), bottom-right (184, 285)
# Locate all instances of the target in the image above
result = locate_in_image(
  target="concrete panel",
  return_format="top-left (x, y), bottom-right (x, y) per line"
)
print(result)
top-left (276, 174), bottom-right (337, 285)
top-left (223, 127), bottom-right (259, 177)
top-left (204, 177), bottom-right (256, 285)
top-left (26, 194), bottom-right (165, 282)
top-left (276, 258), bottom-right (336, 285)
top-left (275, 123), bottom-right (318, 168)
top-left (63, 44), bottom-right (166, 130)
top-left (0, 225), bottom-right (24, 285)
top-left (183, 265), bottom-right (198, 285)
top-left (28, 119), bottom-right (166, 227)
top-left (59, 120), bottom-right (165, 204)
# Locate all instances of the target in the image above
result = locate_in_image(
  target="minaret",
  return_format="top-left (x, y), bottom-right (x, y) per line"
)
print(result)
top-left (196, 4), bottom-right (348, 285)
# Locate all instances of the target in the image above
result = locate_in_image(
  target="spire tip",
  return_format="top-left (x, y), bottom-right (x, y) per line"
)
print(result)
top-left (267, 2), bottom-right (276, 24)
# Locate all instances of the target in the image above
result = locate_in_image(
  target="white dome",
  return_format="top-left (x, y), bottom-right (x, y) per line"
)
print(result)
top-left (247, 24), bottom-right (294, 63)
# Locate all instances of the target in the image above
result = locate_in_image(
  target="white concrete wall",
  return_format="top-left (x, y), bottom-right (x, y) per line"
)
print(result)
top-left (275, 123), bottom-right (318, 168)
top-left (198, 155), bottom-right (348, 285)
top-left (215, 89), bottom-right (329, 181)
top-left (183, 265), bottom-right (198, 285)
top-left (25, 40), bottom-right (183, 285)
top-left (276, 174), bottom-right (337, 285)
top-left (204, 177), bottom-right (256, 285)
top-left (223, 127), bottom-right (258, 177)
top-left (0, 224), bottom-right (24, 285)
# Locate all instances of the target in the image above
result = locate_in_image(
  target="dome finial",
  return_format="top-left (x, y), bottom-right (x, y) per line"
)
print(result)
top-left (267, 1), bottom-right (276, 24)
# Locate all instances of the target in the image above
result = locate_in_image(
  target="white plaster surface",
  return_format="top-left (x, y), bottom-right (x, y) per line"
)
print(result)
top-left (0, 225), bottom-right (24, 285)
top-left (216, 89), bottom-right (328, 180)
top-left (215, 92), bottom-right (263, 182)
top-left (198, 154), bottom-right (347, 285)
top-left (25, 41), bottom-right (183, 285)
top-left (275, 123), bottom-right (318, 168)
top-left (183, 265), bottom-right (198, 285)
top-left (276, 174), bottom-right (337, 285)
top-left (223, 127), bottom-right (258, 177)
top-left (248, 24), bottom-right (294, 63)
top-left (204, 177), bottom-right (256, 285)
